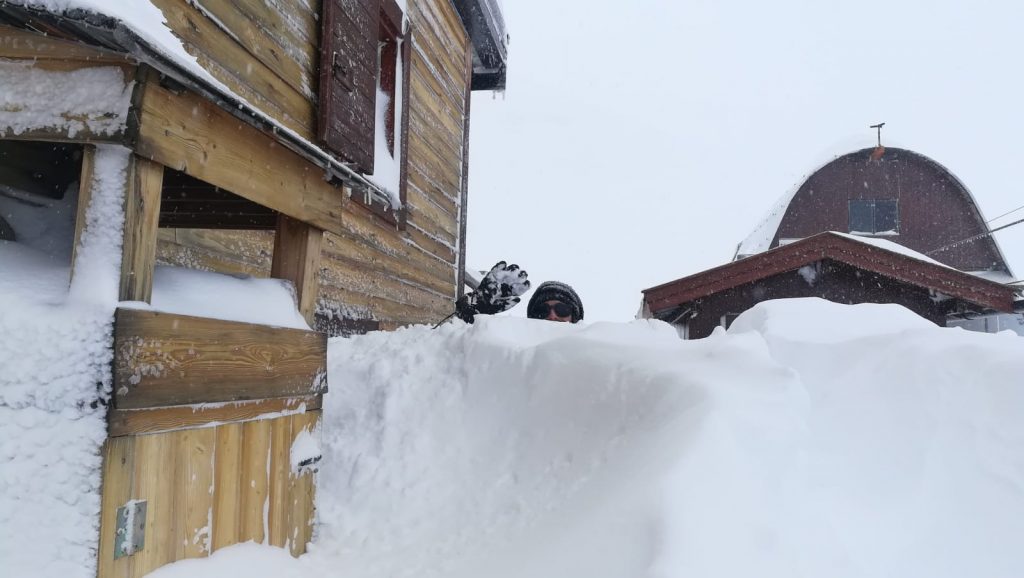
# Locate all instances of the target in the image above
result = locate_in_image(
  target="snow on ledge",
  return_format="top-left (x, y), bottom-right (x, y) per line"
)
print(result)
top-left (16, 0), bottom-right (401, 209)
top-left (0, 60), bottom-right (133, 137)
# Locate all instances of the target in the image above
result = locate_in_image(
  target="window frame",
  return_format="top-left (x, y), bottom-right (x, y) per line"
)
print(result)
top-left (352, 0), bottom-right (409, 228)
top-left (848, 199), bottom-right (900, 235)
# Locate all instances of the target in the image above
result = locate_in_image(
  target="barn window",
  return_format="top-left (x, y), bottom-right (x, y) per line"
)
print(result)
top-left (720, 312), bottom-right (741, 330)
top-left (849, 200), bottom-right (899, 235)
top-left (319, 0), bottom-right (409, 224)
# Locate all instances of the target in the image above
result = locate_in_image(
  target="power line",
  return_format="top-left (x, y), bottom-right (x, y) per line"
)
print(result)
top-left (926, 216), bottom-right (1024, 256)
top-left (987, 202), bottom-right (1024, 224)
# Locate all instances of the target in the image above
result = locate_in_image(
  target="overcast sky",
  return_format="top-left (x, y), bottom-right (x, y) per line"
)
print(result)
top-left (466, 0), bottom-right (1024, 322)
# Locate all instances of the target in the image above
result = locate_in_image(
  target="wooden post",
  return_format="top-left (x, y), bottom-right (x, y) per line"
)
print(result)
top-left (271, 214), bottom-right (323, 326)
top-left (70, 145), bottom-right (96, 280)
top-left (120, 157), bottom-right (164, 302)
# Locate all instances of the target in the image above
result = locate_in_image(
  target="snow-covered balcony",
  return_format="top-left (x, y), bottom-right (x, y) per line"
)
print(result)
top-left (1, 49), bottom-right (330, 576)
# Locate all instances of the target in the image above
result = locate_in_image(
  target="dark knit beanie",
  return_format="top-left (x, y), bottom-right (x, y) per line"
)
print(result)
top-left (527, 281), bottom-right (584, 323)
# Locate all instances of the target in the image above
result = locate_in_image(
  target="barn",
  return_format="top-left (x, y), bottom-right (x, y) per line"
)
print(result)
top-left (642, 145), bottom-right (1023, 337)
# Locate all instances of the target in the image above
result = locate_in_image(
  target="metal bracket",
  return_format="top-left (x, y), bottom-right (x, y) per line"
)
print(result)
top-left (113, 500), bottom-right (147, 559)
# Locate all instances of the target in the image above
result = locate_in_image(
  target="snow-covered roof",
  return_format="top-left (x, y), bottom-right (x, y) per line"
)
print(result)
top-left (734, 184), bottom-right (800, 259)
top-left (2, 0), bottom-right (398, 208)
top-left (734, 146), bottom-right (1017, 283)
top-left (829, 231), bottom-right (953, 269)
top-left (646, 231), bottom-right (1017, 315)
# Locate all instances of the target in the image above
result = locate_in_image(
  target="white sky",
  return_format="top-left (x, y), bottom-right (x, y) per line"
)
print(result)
top-left (466, 0), bottom-right (1024, 322)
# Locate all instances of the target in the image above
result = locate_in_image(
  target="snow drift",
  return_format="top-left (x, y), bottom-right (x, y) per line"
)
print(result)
top-left (150, 298), bottom-right (1024, 578)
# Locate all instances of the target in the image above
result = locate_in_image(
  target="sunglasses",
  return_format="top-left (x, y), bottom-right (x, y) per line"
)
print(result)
top-left (530, 301), bottom-right (573, 319)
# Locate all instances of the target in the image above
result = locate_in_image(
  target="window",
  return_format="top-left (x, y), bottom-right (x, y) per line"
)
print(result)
top-left (849, 200), bottom-right (899, 235)
top-left (720, 313), bottom-right (741, 330)
top-left (318, 0), bottom-right (409, 224)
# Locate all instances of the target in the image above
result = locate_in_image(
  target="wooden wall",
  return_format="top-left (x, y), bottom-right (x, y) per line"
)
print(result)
top-left (96, 308), bottom-right (326, 577)
top-left (150, 0), bottom-right (473, 330)
top-left (774, 147), bottom-right (1011, 274)
top-left (98, 409), bottom-right (320, 577)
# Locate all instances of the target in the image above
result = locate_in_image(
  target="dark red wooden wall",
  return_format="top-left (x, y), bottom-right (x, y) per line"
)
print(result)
top-left (773, 147), bottom-right (1010, 274)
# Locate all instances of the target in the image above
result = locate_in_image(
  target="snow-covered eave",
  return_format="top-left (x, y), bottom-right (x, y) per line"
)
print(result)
top-left (451, 0), bottom-right (508, 91)
top-left (645, 231), bottom-right (1017, 315)
top-left (0, 1), bottom-right (397, 210)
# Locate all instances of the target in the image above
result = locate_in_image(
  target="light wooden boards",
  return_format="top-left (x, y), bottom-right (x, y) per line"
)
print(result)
top-left (96, 411), bottom-right (321, 577)
top-left (113, 308), bottom-right (327, 409)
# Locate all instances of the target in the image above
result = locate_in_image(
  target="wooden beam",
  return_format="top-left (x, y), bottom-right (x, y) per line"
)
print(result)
top-left (456, 40), bottom-right (472, 296)
top-left (134, 73), bottom-right (347, 236)
top-left (211, 423), bottom-right (243, 552)
top-left (71, 145), bottom-right (96, 279)
top-left (272, 215), bottom-right (323, 326)
top-left (0, 57), bottom-right (134, 143)
top-left (120, 157), bottom-right (164, 302)
top-left (96, 436), bottom-right (135, 578)
top-left (113, 308), bottom-right (328, 409)
top-left (0, 25), bottom-right (132, 63)
top-left (108, 395), bottom-right (323, 437)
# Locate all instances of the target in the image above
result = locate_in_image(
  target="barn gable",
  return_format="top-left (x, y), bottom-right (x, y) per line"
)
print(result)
top-left (736, 147), bottom-right (1015, 281)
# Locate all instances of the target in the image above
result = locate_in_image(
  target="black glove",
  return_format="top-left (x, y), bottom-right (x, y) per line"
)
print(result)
top-left (455, 261), bottom-right (530, 323)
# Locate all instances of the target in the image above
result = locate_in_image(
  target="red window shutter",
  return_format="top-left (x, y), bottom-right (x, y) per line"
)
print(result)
top-left (319, 0), bottom-right (379, 174)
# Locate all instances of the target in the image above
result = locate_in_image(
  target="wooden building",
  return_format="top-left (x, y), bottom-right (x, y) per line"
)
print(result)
top-left (735, 146), bottom-right (1015, 282)
top-left (642, 232), bottom-right (1017, 339)
top-left (0, 0), bottom-right (507, 575)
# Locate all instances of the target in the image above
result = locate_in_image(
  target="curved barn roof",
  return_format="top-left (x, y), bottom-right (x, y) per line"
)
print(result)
top-left (735, 146), bottom-right (1015, 280)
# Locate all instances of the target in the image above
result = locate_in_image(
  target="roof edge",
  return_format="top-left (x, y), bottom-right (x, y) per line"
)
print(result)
top-left (644, 232), bottom-right (1016, 314)
top-left (451, 0), bottom-right (508, 90)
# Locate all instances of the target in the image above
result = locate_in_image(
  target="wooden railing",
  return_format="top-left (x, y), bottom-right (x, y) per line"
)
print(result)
top-left (97, 309), bottom-right (327, 578)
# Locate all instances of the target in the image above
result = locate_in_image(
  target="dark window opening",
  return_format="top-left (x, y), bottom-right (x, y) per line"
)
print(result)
top-left (0, 140), bottom-right (83, 261)
top-left (160, 169), bottom-right (277, 231)
top-left (720, 313), bottom-right (741, 330)
top-left (849, 199), bottom-right (899, 234)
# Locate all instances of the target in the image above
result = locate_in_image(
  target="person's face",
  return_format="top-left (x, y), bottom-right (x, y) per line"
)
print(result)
top-left (538, 299), bottom-right (573, 322)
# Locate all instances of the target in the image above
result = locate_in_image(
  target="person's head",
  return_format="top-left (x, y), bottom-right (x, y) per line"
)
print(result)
top-left (527, 281), bottom-right (584, 323)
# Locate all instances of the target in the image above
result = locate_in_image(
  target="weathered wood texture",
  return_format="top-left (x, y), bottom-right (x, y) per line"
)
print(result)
top-left (134, 75), bottom-right (348, 236)
top-left (0, 24), bottom-right (132, 63)
top-left (145, 0), bottom-right (473, 329)
top-left (319, 0), bottom-right (379, 172)
top-left (108, 395), bottom-right (322, 437)
top-left (156, 229), bottom-right (274, 278)
top-left (272, 215), bottom-right (324, 326)
top-left (71, 145), bottom-right (96, 277)
top-left (147, 0), bottom-right (316, 138)
top-left (120, 157), bottom-right (164, 302)
top-left (96, 410), bottom-right (321, 577)
top-left (113, 308), bottom-right (327, 409)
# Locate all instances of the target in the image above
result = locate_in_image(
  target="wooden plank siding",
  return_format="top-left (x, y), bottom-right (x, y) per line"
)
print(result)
top-left (96, 410), bottom-right (321, 577)
top-left (314, 0), bottom-right (470, 327)
top-left (112, 309), bottom-right (328, 409)
top-left (148, 0), bottom-right (473, 330)
top-left (147, 0), bottom-right (316, 137)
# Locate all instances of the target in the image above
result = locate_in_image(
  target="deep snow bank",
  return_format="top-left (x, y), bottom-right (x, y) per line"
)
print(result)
top-left (150, 298), bottom-right (1024, 578)
top-left (0, 146), bottom-right (130, 578)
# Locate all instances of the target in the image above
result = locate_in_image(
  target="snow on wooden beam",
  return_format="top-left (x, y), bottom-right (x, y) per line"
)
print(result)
top-left (0, 32), bottom-right (135, 142)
